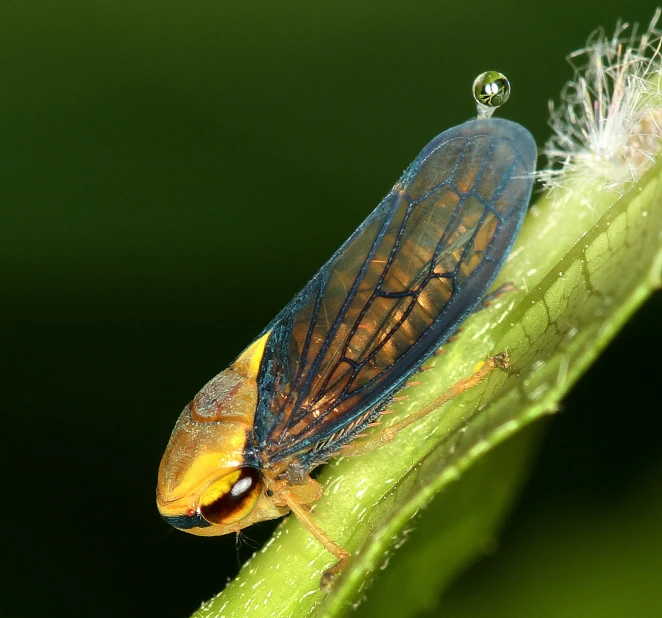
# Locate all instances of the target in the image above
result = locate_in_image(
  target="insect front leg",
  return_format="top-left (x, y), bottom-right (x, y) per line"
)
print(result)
top-left (274, 475), bottom-right (350, 589)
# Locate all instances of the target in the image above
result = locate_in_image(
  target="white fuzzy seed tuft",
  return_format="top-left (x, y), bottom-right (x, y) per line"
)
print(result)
top-left (539, 9), bottom-right (662, 196)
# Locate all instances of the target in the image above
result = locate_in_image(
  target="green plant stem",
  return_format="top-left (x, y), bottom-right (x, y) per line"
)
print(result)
top-left (191, 157), bottom-right (662, 618)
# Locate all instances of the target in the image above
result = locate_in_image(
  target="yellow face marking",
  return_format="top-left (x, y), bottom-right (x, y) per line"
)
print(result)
top-left (157, 417), bottom-right (250, 506)
top-left (158, 334), bottom-right (272, 517)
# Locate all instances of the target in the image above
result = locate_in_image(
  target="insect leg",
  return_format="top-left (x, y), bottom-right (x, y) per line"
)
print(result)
top-left (343, 352), bottom-right (510, 457)
top-left (279, 485), bottom-right (350, 589)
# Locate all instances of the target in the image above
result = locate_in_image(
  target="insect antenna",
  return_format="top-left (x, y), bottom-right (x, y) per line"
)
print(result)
top-left (234, 530), bottom-right (260, 568)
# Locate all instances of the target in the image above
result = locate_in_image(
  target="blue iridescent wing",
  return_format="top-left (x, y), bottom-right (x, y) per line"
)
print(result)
top-left (254, 118), bottom-right (536, 467)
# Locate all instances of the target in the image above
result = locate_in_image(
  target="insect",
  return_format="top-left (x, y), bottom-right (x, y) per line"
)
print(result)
top-left (157, 72), bottom-right (536, 586)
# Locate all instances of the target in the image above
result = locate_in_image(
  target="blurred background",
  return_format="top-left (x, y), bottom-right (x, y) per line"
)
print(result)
top-left (2, 2), bottom-right (660, 617)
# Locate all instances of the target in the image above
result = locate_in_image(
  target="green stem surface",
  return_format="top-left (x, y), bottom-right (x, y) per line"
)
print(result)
top-left (192, 157), bottom-right (662, 618)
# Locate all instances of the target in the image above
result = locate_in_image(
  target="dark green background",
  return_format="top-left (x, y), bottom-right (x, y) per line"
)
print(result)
top-left (3, 2), bottom-right (661, 617)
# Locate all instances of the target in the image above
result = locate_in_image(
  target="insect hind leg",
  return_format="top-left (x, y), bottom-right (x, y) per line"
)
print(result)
top-left (342, 352), bottom-right (510, 458)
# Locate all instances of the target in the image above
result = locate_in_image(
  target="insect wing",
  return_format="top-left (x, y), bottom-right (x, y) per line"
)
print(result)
top-left (255, 118), bottom-right (536, 465)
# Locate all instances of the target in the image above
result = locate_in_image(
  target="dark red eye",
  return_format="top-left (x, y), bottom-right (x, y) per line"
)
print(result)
top-left (199, 467), bottom-right (262, 525)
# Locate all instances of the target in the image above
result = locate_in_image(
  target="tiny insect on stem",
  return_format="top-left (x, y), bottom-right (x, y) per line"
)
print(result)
top-left (156, 72), bottom-right (535, 589)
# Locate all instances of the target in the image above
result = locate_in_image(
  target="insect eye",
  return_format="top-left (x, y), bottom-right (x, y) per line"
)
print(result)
top-left (199, 467), bottom-right (262, 525)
